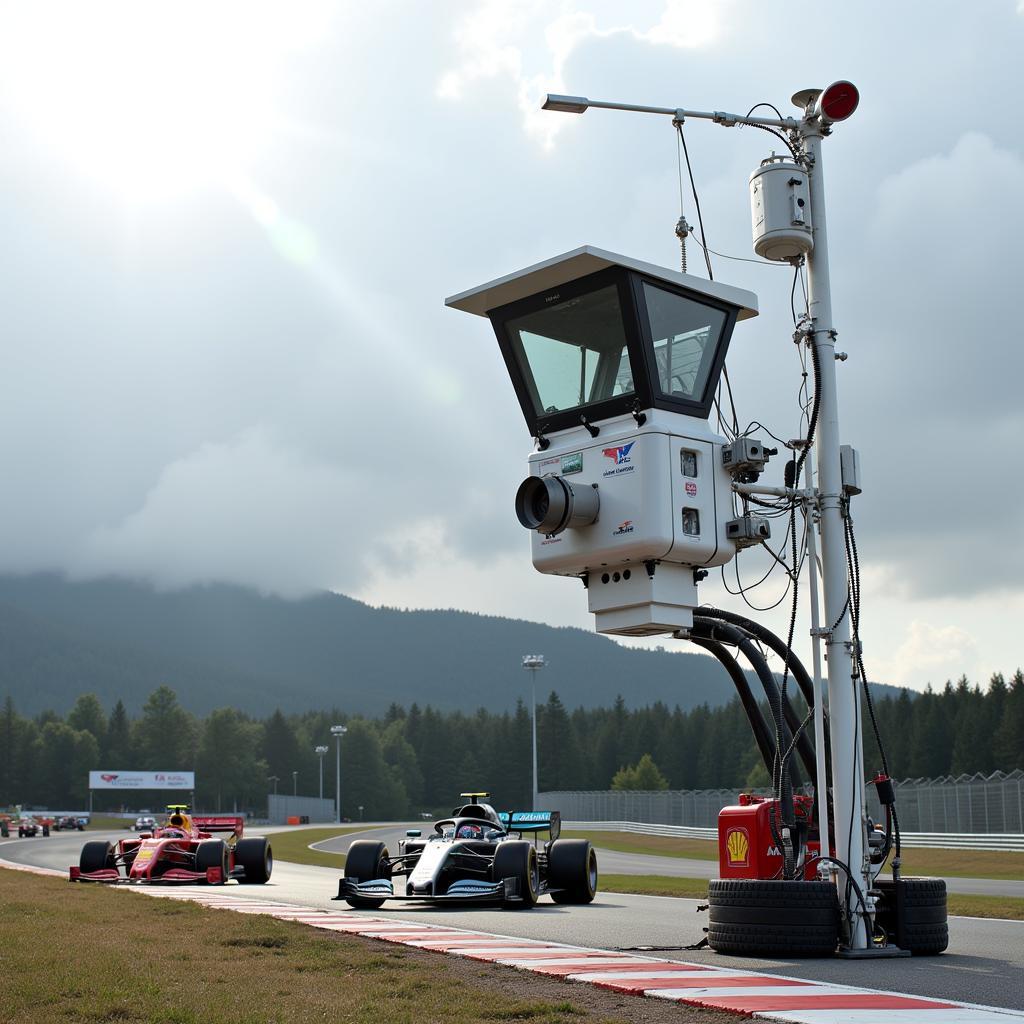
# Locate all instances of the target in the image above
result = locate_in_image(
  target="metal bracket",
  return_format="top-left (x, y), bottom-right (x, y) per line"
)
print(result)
top-left (810, 626), bottom-right (832, 639)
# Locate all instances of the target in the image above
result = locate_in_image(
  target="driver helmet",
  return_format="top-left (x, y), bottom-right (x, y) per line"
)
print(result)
top-left (456, 823), bottom-right (482, 839)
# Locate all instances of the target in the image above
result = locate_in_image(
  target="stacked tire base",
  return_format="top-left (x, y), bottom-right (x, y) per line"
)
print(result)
top-left (2, 858), bottom-right (1016, 1024)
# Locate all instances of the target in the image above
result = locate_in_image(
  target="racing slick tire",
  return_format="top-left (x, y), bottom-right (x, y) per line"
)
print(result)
top-left (42, 824), bottom-right (50, 837)
top-left (707, 879), bottom-right (840, 957)
top-left (80, 841), bottom-right (115, 874)
top-left (235, 837), bottom-right (273, 884)
top-left (196, 839), bottom-right (230, 884)
top-left (343, 840), bottom-right (391, 909)
top-left (547, 839), bottom-right (598, 904)
top-left (492, 840), bottom-right (539, 909)
top-left (873, 877), bottom-right (948, 955)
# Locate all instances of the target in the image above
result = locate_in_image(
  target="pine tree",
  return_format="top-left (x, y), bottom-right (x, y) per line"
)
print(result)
top-left (105, 700), bottom-right (133, 766)
top-left (262, 709), bottom-right (302, 785)
top-left (67, 694), bottom-right (106, 749)
top-left (611, 753), bottom-right (669, 791)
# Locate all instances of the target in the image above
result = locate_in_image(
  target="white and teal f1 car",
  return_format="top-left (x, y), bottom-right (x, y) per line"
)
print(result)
top-left (333, 793), bottom-right (598, 910)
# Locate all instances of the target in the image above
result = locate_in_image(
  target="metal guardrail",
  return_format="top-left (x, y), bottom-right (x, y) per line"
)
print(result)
top-left (567, 820), bottom-right (1024, 852)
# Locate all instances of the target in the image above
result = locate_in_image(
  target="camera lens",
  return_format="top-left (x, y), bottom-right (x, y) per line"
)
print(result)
top-left (515, 474), bottom-right (599, 536)
top-left (531, 489), bottom-right (549, 521)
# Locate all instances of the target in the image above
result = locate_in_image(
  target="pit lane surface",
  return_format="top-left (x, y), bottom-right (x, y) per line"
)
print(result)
top-left (6, 827), bottom-right (1024, 1013)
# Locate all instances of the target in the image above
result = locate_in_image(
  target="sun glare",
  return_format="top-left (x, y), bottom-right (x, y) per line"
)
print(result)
top-left (0, 1), bottom-right (330, 200)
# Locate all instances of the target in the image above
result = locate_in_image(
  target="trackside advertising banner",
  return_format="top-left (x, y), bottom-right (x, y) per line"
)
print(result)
top-left (88, 771), bottom-right (195, 790)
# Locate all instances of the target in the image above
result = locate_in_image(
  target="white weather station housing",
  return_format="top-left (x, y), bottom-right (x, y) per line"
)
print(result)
top-left (447, 81), bottom-right (945, 961)
top-left (447, 248), bottom-right (759, 636)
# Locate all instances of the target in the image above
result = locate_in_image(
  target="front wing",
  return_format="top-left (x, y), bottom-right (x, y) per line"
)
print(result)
top-left (70, 866), bottom-right (226, 885)
top-left (334, 876), bottom-right (526, 904)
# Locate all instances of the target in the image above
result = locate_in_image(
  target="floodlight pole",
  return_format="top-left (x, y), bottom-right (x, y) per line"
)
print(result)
top-left (522, 655), bottom-right (545, 811)
top-left (542, 89), bottom-right (872, 949)
top-left (315, 745), bottom-right (329, 802)
top-left (331, 725), bottom-right (347, 824)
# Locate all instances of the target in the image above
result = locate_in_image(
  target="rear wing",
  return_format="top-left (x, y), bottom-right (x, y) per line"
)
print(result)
top-left (499, 810), bottom-right (561, 840)
top-left (193, 816), bottom-right (244, 838)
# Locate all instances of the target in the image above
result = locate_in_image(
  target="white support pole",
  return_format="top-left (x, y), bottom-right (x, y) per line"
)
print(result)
top-left (802, 125), bottom-right (870, 948)
top-left (804, 499), bottom-right (832, 883)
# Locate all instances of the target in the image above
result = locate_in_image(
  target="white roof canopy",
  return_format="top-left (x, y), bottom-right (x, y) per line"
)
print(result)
top-left (445, 245), bottom-right (759, 321)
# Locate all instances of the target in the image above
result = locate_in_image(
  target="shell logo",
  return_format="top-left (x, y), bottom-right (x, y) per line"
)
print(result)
top-left (726, 828), bottom-right (750, 866)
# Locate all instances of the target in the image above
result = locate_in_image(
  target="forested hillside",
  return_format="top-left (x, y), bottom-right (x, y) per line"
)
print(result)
top-left (0, 574), bottom-right (755, 715)
top-left (4, 671), bottom-right (1021, 817)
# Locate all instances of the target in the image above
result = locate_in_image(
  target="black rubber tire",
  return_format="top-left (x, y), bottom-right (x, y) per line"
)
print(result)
top-left (344, 840), bottom-right (390, 909)
top-left (234, 837), bottom-right (273, 884)
top-left (195, 839), bottom-right (229, 883)
top-left (42, 825), bottom-right (50, 837)
top-left (492, 841), bottom-right (539, 909)
top-left (80, 840), bottom-right (115, 874)
top-left (547, 839), bottom-right (598, 904)
top-left (707, 879), bottom-right (840, 957)
top-left (874, 877), bottom-right (948, 955)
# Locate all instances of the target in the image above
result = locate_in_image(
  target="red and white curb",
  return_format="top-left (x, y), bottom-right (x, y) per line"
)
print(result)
top-left (5, 858), bottom-right (1023, 1024)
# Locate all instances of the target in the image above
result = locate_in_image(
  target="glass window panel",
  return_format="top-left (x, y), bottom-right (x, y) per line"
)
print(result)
top-left (507, 285), bottom-right (635, 417)
top-left (642, 282), bottom-right (726, 403)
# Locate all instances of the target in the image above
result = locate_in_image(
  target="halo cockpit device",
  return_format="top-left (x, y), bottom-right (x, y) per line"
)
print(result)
top-left (446, 245), bottom-right (758, 636)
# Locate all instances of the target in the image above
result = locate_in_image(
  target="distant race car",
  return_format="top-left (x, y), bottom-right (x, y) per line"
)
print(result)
top-left (54, 816), bottom-right (86, 832)
top-left (70, 805), bottom-right (272, 885)
top-left (335, 792), bottom-right (597, 909)
top-left (17, 818), bottom-right (49, 838)
top-left (133, 816), bottom-right (157, 832)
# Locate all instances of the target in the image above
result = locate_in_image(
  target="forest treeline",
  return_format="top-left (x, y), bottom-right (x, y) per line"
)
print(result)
top-left (2, 670), bottom-right (1023, 817)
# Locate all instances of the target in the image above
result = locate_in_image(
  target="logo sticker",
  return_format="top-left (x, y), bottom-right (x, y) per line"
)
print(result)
top-left (602, 442), bottom-right (636, 477)
top-left (726, 828), bottom-right (750, 867)
top-left (685, 481), bottom-right (698, 497)
top-left (561, 452), bottom-right (583, 475)
top-left (136, 848), bottom-right (154, 862)
top-left (100, 774), bottom-right (119, 783)
top-left (612, 520), bottom-right (635, 536)
top-left (603, 442), bottom-right (634, 465)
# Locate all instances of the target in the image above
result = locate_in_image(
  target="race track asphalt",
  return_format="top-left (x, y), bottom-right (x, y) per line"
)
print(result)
top-left (5, 827), bottom-right (1024, 1013)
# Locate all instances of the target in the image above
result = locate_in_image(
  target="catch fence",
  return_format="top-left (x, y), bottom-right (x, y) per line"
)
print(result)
top-left (541, 769), bottom-right (1024, 848)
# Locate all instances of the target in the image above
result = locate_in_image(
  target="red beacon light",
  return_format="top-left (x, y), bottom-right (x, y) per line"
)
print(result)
top-left (816, 80), bottom-right (859, 123)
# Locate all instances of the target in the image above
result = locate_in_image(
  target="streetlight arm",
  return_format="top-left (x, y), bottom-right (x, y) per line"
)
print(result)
top-left (543, 94), bottom-right (799, 130)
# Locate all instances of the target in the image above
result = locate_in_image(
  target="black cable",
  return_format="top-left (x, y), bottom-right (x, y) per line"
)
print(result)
top-left (675, 122), bottom-right (713, 281)
top-left (740, 120), bottom-right (799, 159)
top-left (690, 637), bottom-right (777, 777)
top-left (844, 512), bottom-right (902, 862)
top-left (744, 101), bottom-right (786, 121)
top-left (794, 341), bottom-right (820, 485)
top-left (688, 233), bottom-right (788, 269)
top-left (804, 854), bottom-right (870, 921)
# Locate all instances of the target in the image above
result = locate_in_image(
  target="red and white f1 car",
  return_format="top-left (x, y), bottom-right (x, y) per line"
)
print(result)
top-left (70, 805), bottom-right (272, 885)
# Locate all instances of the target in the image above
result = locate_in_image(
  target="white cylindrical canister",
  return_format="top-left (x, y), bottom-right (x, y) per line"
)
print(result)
top-left (749, 157), bottom-right (813, 263)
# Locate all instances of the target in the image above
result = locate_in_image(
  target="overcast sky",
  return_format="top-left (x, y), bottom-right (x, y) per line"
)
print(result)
top-left (0, 1), bottom-right (1020, 694)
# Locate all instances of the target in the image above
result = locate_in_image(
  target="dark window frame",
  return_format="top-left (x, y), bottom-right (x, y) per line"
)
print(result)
top-left (488, 266), bottom-right (739, 438)
top-left (629, 273), bottom-right (738, 420)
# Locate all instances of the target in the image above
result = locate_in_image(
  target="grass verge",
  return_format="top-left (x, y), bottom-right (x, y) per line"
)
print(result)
top-left (565, 830), bottom-right (1024, 881)
top-left (894, 847), bottom-right (1024, 880)
top-left (601, 873), bottom-right (711, 899)
top-left (264, 826), bottom-right (367, 869)
top-left (562, 830), bottom-right (717, 861)
top-left (0, 867), bottom-right (650, 1024)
